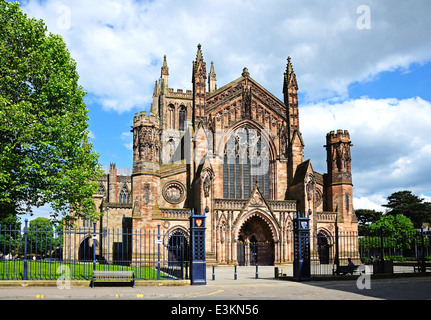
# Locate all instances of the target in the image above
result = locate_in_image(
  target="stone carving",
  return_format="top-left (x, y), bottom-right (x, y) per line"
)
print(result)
top-left (314, 188), bottom-right (323, 207)
top-left (203, 174), bottom-right (211, 198)
top-left (250, 192), bottom-right (264, 206)
top-left (306, 173), bottom-right (316, 201)
top-left (162, 181), bottom-right (186, 204)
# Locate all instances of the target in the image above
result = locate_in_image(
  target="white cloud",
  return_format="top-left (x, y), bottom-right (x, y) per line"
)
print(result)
top-left (121, 131), bottom-right (133, 150)
top-left (301, 96), bottom-right (431, 206)
top-left (18, 0), bottom-right (431, 113)
top-left (16, 1), bottom-right (431, 212)
top-left (353, 195), bottom-right (386, 213)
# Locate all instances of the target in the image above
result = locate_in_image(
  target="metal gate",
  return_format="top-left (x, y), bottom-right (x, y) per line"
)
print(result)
top-left (237, 241), bottom-right (274, 266)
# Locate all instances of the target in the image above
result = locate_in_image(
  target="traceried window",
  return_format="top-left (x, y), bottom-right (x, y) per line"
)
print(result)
top-left (179, 106), bottom-right (186, 131)
top-left (223, 127), bottom-right (271, 199)
top-left (119, 184), bottom-right (130, 203)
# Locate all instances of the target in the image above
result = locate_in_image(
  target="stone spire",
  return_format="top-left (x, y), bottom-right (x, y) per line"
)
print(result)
top-left (161, 55), bottom-right (169, 76)
top-left (283, 56), bottom-right (297, 91)
top-left (195, 43), bottom-right (203, 64)
top-left (160, 55), bottom-right (169, 92)
top-left (192, 43), bottom-right (207, 123)
top-left (208, 61), bottom-right (217, 93)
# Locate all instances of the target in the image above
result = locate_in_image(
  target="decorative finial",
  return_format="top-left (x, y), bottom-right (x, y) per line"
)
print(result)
top-left (242, 67), bottom-right (250, 78)
top-left (196, 43), bottom-right (203, 62)
top-left (161, 54), bottom-right (169, 75)
top-left (286, 56), bottom-right (294, 75)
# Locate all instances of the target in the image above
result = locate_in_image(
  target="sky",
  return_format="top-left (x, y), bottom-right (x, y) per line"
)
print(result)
top-left (12, 0), bottom-right (431, 220)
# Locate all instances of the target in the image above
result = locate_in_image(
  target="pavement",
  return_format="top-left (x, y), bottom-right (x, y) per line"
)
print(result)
top-left (0, 265), bottom-right (430, 302)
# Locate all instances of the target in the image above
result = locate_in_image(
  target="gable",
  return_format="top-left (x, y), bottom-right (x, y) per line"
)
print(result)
top-left (205, 76), bottom-right (287, 123)
top-left (292, 159), bottom-right (312, 186)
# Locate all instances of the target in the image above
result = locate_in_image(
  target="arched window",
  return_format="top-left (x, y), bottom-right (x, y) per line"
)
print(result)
top-left (168, 104), bottom-right (175, 129)
top-left (119, 184), bottom-right (130, 203)
top-left (97, 183), bottom-right (106, 196)
top-left (179, 106), bottom-right (186, 131)
top-left (144, 184), bottom-right (150, 203)
top-left (223, 127), bottom-right (271, 199)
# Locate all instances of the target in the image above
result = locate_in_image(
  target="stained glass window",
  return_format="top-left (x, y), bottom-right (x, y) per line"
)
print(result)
top-left (222, 127), bottom-right (271, 199)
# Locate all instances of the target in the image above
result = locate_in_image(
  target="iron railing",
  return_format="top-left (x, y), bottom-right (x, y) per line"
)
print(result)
top-left (310, 228), bottom-right (431, 276)
top-left (0, 220), bottom-right (189, 281)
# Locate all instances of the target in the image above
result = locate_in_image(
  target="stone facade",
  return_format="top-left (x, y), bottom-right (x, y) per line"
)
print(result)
top-left (82, 44), bottom-right (358, 265)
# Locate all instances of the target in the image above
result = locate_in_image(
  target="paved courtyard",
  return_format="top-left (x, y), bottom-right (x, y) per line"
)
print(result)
top-left (0, 265), bottom-right (430, 301)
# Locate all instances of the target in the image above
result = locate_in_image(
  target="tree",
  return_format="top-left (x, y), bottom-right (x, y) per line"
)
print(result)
top-left (355, 209), bottom-right (383, 235)
top-left (0, 1), bottom-right (103, 222)
top-left (383, 190), bottom-right (431, 228)
top-left (28, 217), bottom-right (55, 256)
top-left (367, 214), bottom-right (417, 253)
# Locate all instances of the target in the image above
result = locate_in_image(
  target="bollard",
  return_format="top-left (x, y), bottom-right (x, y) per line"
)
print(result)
top-left (256, 264), bottom-right (258, 279)
top-left (234, 264), bottom-right (237, 280)
top-left (212, 264), bottom-right (215, 280)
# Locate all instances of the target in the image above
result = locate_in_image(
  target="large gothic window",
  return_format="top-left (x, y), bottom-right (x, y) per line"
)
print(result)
top-left (223, 127), bottom-right (271, 199)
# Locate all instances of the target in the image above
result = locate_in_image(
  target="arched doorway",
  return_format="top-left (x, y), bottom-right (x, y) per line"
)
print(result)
top-left (78, 237), bottom-right (96, 262)
top-left (237, 215), bottom-right (275, 266)
top-left (317, 232), bottom-right (330, 264)
top-left (166, 229), bottom-right (189, 280)
top-left (167, 230), bottom-right (189, 267)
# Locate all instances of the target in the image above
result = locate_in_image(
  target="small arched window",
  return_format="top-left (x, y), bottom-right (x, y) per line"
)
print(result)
top-left (144, 184), bottom-right (150, 203)
top-left (179, 107), bottom-right (186, 131)
top-left (119, 185), bottom-right (130, 203)
top-left (168, 104), bottom-right (175, 129)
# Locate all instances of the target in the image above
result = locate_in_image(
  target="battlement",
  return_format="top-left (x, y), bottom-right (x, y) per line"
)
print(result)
top-left (326, 129), bottom-right (351, 144)
top-left (133, 111), bottom-right (160, 127)
top-left (166, 88), bottom-right (193, 98)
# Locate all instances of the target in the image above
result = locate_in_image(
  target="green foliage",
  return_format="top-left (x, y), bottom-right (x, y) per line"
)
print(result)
top-left (0, 261), bottom-right (175, 280)
top-left (355, 209), bottom-right (383, 235)
top-left (27, 217), bottom-right (56, 255)
top-left (0, 1), bottom-right (103, 221)
top-left (362, 214), bottom-right (417, 252)
top-left (383, 190), bottom-right (431, 228)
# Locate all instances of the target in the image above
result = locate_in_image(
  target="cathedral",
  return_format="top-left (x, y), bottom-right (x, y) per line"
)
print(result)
top-left (91, 44), bottom-right (358, 265)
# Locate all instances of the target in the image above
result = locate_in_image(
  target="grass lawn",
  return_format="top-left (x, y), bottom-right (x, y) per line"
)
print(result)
top-left (0, 260), bottom-right (176, 280)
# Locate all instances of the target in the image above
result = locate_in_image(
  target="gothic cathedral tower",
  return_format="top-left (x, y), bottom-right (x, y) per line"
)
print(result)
top-left (325, 130), bottom-right (357, 229)
top-left (131, 111), bottom-right (161, 229)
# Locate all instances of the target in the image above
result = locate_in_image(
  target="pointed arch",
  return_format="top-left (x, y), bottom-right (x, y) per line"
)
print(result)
top-left (234, 208), bottom-right (280, 244)
top-left (220, 120), bottom-right (276, 200)
top-left (179, 105), bottom-right (186, 131)
top-left (119, 184), bottom-right (130, 203)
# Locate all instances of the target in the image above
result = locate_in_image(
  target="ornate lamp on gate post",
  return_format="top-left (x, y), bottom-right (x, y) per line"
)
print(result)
top-left (190, 209), bottom-right (207, 285)
top-left (293, 211), bottom-right (311, 281)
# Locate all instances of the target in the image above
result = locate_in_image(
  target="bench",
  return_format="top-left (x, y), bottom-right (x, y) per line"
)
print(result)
top-left (414, 262), bottom-right (431, 273)
top-left (332, 265), bottom-right (359, 276)
top-left (92, 270), bottom-right (135, 288)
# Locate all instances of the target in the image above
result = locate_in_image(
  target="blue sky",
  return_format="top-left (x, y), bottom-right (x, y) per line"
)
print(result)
top-left (12, 0), bottom-right (431, 220)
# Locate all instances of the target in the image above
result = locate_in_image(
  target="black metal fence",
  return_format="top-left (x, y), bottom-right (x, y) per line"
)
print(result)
top-left (310, 228), bottom-right (431, 276)
top-left (0, 220), bottom-right (189, 281)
